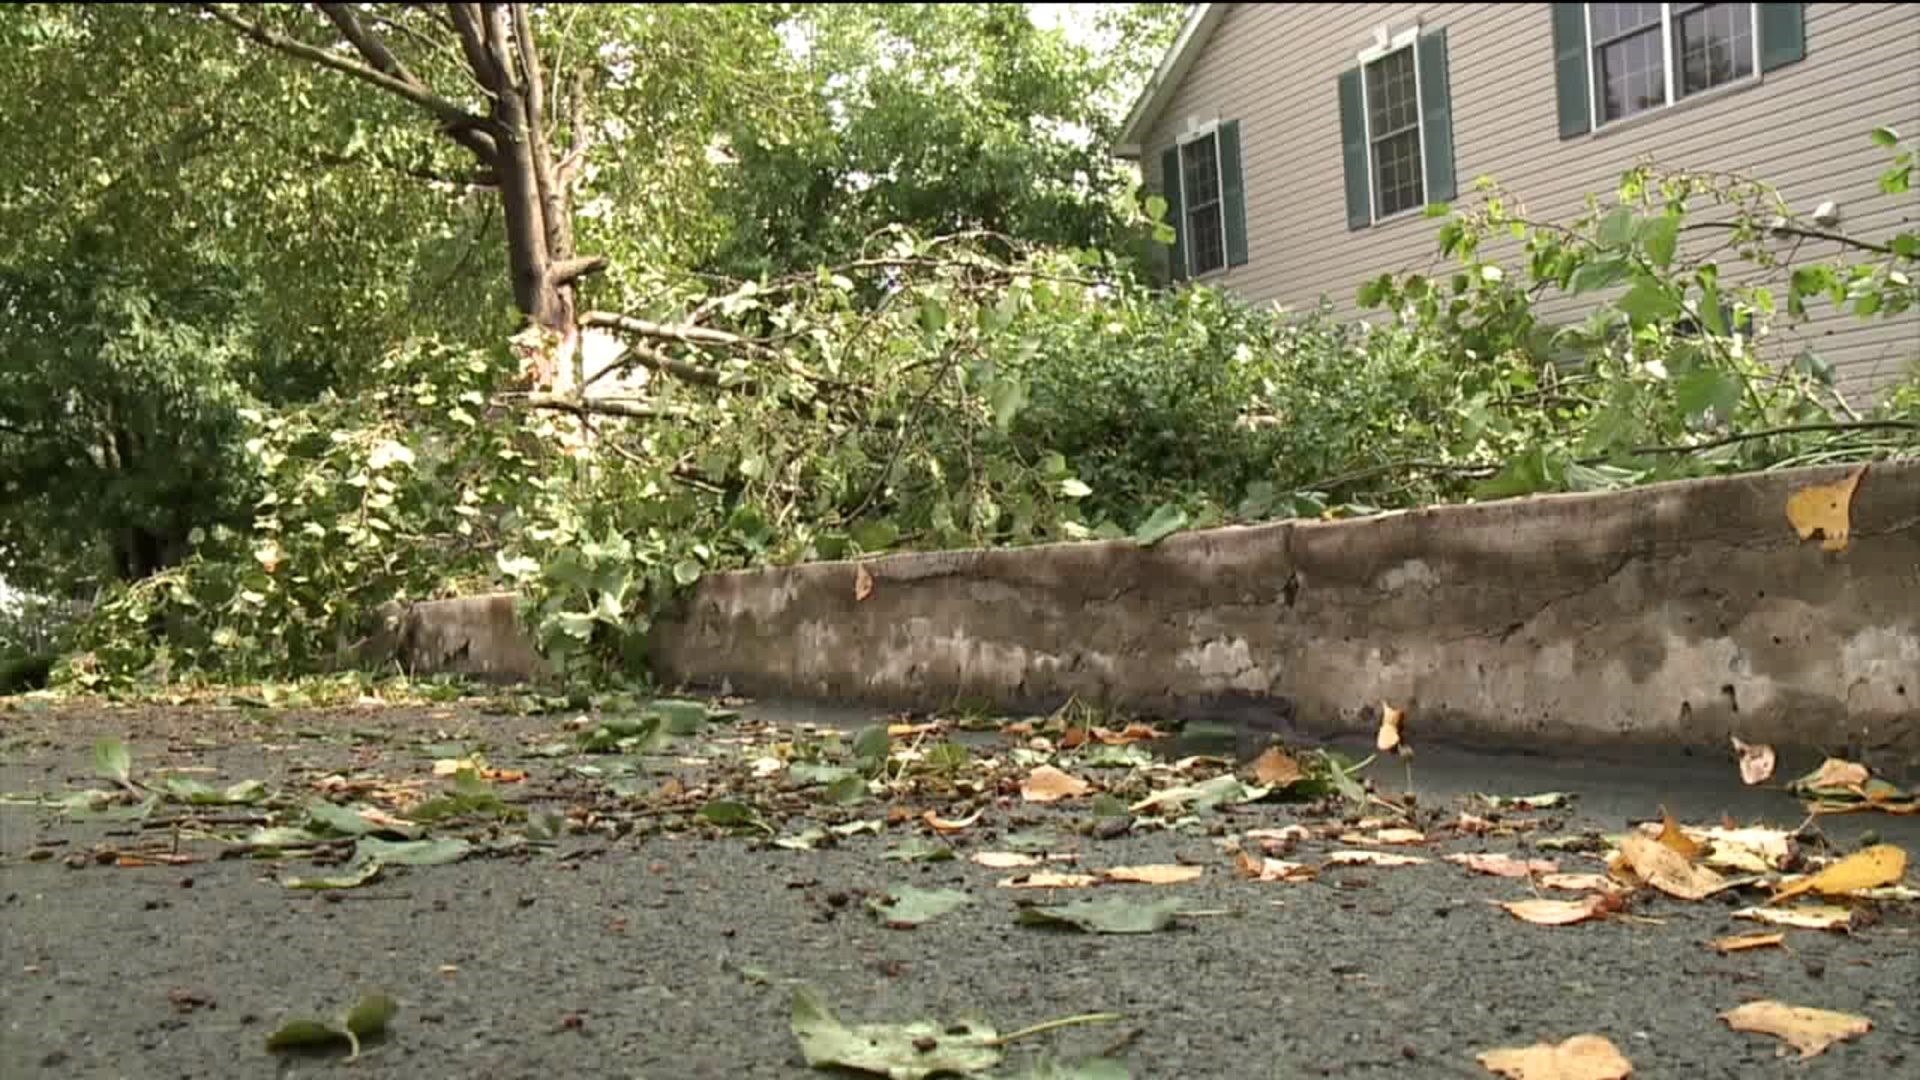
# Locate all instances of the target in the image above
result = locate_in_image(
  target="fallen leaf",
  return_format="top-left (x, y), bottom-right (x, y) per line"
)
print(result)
top-left (1720, 1000), bottom-right (1871, 1059)
top-left (853, 563), bottom-right (874, 602)
top-left (266, 992), bottom-right (398, 1062)
top-left (1617, 833), bottom-right (1732, 900)
top-left (971, 852), bottom-right (1041, 870)
top-left (1016, 895), bottom-right (1185, 934)
top-left (1730, 737), bottom-right (1776, 786)
top-left (1708, 931), bottom-right (1785, 953)
top-left (1793, 757), bottom-right (1872, 793)
top-left (1244, 825), bottom-right (1310, 843)
top-left (886, 722), bottom-right (942, 738)
top-left (1447, 853), bottom-right (1559, 879)
top-left (1494, 895), bottom-right (1613, 926)
top-left (1784, 465), bottom-right (1865, 552)
top-left (1326, 850), bottom-right (1427, 867)
top-left (1376, 702), bottom-right (1404, 752)
top-left (1540, 873), bottom-right (1618, 893)
top-left (1091, 723), bottom-right (1166, 745)
top-left (1696, 826), bottom-right (1794, 873)
top-left (1233, 851), bottom-right (1315, 882)
top-left (1655, 810), bottom-right (1704, 860)
top-left (998, 872), bottom-right (1097, 890)
top-left (865, 885), bottom-right (974, 928)
top-left (1476, 1032), bottom-right (1633, 1079)
top-left (1477, 792), bottom-right (1574, 810)
top-left (790, 984), bottom-right (1001, 1078)
top-left (1021, 765), bottom-right (1092, 803)
top-left (923, 809), bottom-right (982, 833)
top-left (1771, 843), bottom-right (1907, 903)
top-left (1732, 905), bottom-right (1857, 931)
top-left (1101, 864), bottom-right (1204, 885)
top-left (1249, 745), bottom-right (1303, 786)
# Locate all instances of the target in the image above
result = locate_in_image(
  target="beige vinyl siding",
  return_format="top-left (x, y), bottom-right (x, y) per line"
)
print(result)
top-left (1141, 3), bottom-right (1920, 400)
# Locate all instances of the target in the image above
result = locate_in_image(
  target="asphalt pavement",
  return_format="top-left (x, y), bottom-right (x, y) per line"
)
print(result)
top-left (1, 695), bottom-right (1914, 1080)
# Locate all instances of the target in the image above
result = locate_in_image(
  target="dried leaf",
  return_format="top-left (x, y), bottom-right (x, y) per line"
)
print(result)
top-left (886, 722), bottom-right (942, 738)
top-left (1494, 895), bottom-right (1613, 926)
top-left (1655, 811), bottom-right (1704, 860)
top-left (1784, 465), bottom-right (1865, 552)
top-left (853, 563), bottom-right (874, 602)
top-left (1696, 826), bottom-right (1794, 873)
top-left (1539, 873), bottom-right (1616, 893)
top-left (1476, 1033), bottom-right (1633, 1079)
top-left (1101, 864), bottom-right (1203, 885)
top-left (1376, 702), bottom-right (1404, 752)
top-left (922, 809), bottom-right (982, 833)
top-left (1771, 843), bottom-right (1907, 903)
top-left (1233, 851), bottom-right (1316, 882)
top-left (1091, 723), bottom-right (1166, 745)
top-left (1720, 1000), bottom-right (1871, 1059)
top-left (970, 852), bottom-right (1041, 870)
top-left (1244, 825), bottom-right (1310, 843)
top-left (1730, 737), bottom-right (1776, 786)
top-left (1794, 757), bottom-right (1872, 793)
top-left (998, 871), bottom-right (1096, 890)
top-left (1326, 850), bottom-right (1427, 867)
top-left (1618, 833), bottom-right (1732, 901)
top-left (1708, 932), bottom-right (1785, 953)
top-left (1448, 853), bottom-right (1559, 879)
top-left (1021, 765), bottom-right (1092, 803)
top-left (1249, 746), bottom-right (1303, 786)
top-left (1732, 905), bottom-right (1857, 931)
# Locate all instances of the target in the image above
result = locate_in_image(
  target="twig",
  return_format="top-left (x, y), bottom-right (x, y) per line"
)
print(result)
top-left (1681, 220), bottom-right (1899, 257)
top-left (990, 1011), bottom-right (1127, 1047)
top-left (1613, 421), bottom-right (1919, 458)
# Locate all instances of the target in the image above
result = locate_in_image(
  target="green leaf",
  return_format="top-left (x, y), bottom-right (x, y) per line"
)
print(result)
top-left (1637, 215), bottom-right (1680, 268)
top-left (266, 993), bottom-right (397, 1059)
top-left (304, 799), bottom-right (377, 837)
top-left (648, 698), bottom-right (711, 735)
top-left (852, 724), bottom-right (892, 761)
top-left (1674, 367), bottom-right (1743, 420)
top-left (1016, 895), bottom-right (1185, 935)
top-left (789, 984), bottom-right (1003, 1079)
top-left (265, 1018), bottom-right (349, 1052)
top-left (790, 762), bottom-right (856, 787)
top-left (1615, 279), bottom-right (1682, 325)
top-left (343, 994), bottom-right (399, 1040)
top-left (1132, 504), bottom-right (1189, 547)
top-left (882, 838), bottom-right (955, 863)
top-left (775, 826), bottom-right (831, 850)
top-left (825, 774), bottom-right (869, 805)
top-left (1699, 283), bottom-right (1726, 335)
top-left (93, 737), bottom-right (132, 786)
top-left (990, 376), bottom-right (1030, 431)
top-left (697, 799), bottom-right (764, 828)
top-left (1058, 478), bottom-right (1092, 499)
top-left (283, 860), bottom-right (383, 890)
top-left (1597, 206), bottom-right (1634, 248)
top-left (866, 885), bottom-right (974, 927)
top-left (354, 837), bottom-right (471, 867)
top-left (850, 520), bottom-right (901, 552)
top-left (1871, 126), bottom-right (1901, 149)
top-left (672, 559), bottom-right (703, 587)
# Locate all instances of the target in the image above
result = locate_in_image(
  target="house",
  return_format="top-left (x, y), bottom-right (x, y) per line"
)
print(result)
top-left (1114, 3), bottom-right (1920, 399)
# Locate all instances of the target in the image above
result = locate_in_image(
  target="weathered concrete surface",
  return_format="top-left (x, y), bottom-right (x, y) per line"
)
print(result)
top-left (367, 594), bottom-right (553, 683)
top-left (652, 461), bottom-right (1920, 760)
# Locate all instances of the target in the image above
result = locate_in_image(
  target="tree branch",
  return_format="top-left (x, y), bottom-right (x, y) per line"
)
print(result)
top-left (580, 310), bottom-right (761, 352)
top-left (583, 342), bottom-right (723, 389)
top-left (447, 3), bottom-right (502, 88)
top-left (197, 3), bottom-right (483, 132)
top-left (1682, 220), bottom-right (1899, 257)
top-left (509, 393), bottom-right (671, 420)
top-left (1617, 421), bottom-right (1920, 458)
top-left (315, 3), bottom-right (417, 86)
top-left (513, 2), bottom-right (571, 264)
top-left (548, 255), bottom-right (607, 287)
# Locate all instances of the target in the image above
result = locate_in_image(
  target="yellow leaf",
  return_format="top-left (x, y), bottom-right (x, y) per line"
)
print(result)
top-left (1476, 1033), bottom-right (1633, 1079)
top-left (853, 562), bottom-right (874, 602)
top-left (1376, 702), bottom-right (1405, 752)
top-left (1233, 851), bottom-right (1316, 882)
top-left (922, 809), bottom-right (981, 833)
top-left (970, 852), bottom-right (1040, 870)
top-left (1618, 833), bottom-right (1732, 901)
top-left (1250, 745), bottom-right (1303, 786)
top-left (1326, 850), bottom-right (1427, 867)
top-left (1447, 853), bottom-right (1559, 879)
top-left (1730, 736), bottom-right (1776, 786)
top-left (887, 722), bottom-right (942, 737)
top-left (1732, 905), bottom-right (1856, 931)
top-left (1655, 809), bottom-right (1704, 860)
top-left (1020, 765), bottom-right (1092, 803)
top-left (1770, 843), bottom-right (1907, 903)
top-left (1720, 1001), bottom-right (1871, 1059)
top-left (1102, 864), bottom-right (1204, 885)
top-left (1784, 465), bottom-right (1866, 552)
top-left (1795, 757), bottom-right (1871, 792)
top-left (1091, 723), bottom-right (1166, 745)
top-left (1493, 895), bottom-right (1614, 927)
top-left (997, 871), bottom-right (1095, 889)
top-left (1708, 932), bottom-right (1785, 954)
top-left (1539, 873), bottom-right (1617, 893)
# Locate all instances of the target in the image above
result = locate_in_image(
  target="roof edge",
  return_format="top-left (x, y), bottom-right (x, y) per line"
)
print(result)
top-left (1111, 3), bottom-right (1227, 159)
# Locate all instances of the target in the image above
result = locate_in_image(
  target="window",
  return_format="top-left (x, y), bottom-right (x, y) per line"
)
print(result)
top-left (1586, 4), bottom-right (1758, 127)
top-left (1339, 26), bottom-right (1455, 231)
top-left (1364, 45), bottom-right (1425, 218)
top-left (1179, 131), bottom-right (1227, 277)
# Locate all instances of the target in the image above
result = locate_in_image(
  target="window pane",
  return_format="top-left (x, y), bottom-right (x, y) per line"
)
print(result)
top-left (1674, 3), bottom-right (1753, 96)
top-left (1365, 47), bottom-right (1419, 136)
top-left (1186, 203), bottom-right (1225, 274)
top-left (1589, 3), bottom-right (1663, 42)
top-left (1371, 128), bottom-right (1424, 217)
top-left (1181, 133), bottom-right (1219, 211)
top-left (1598, 26), bottom-right (1666, 122)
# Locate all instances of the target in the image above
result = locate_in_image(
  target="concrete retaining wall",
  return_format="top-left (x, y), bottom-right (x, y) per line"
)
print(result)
top-left (650, 461), bottom-right (1920, 760)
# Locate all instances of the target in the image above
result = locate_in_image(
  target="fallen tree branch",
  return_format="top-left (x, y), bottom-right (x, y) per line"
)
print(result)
top-left (580, 310), bottom-right (761, 352)
top-left (583, 341), bottom-right (723, 388)
top-left (508, 392), bottom-right (688, 420)
top-left (1615, 420), bottom-right (1920, 458)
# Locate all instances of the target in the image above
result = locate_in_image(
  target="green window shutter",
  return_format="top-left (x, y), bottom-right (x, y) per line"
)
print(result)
top-left (1551, 3), bottom-right (1590, 139)
top-left (1759, 3), bottom-right (1806, 72)
top-left (1338, 67), bottom-right (1370, 231)
top-left (1160, 144), bottom-right (1187, 282)
top-left (1417, 29), bottom-right (1456, 205)
top-left (1219, 119), bottom-right (1249, 267)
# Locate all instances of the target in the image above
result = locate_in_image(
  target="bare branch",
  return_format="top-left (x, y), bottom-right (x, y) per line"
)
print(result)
top-left (548, 255), bottom-right (607, 287)
top-left (197, 4), bottom-right (483, 132)
top-left (1681, 220), bottom-right (1898, 257)
top-left (513, 2), bottom-right (571, 261)
top-left (580, 310), bottom-right (762, 352)
top-left (510, 393), bottom-right (673, 420)
top-left (583, 342), bottom-right (724, 389)
top-left (315, 3), bottom-right (417, 85)
top-left (447, 3), bottom-right (501, 88)
top-left (1619, 421), bottom-right (1920, 457)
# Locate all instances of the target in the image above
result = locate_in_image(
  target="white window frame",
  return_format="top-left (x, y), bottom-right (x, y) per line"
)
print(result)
top-left (1584, 3), bottom-right (1763, 132)
top-left (1175, 119), bottom-right (1229, 278)
top-left (1355, 24), bottom-right (1428, 225)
